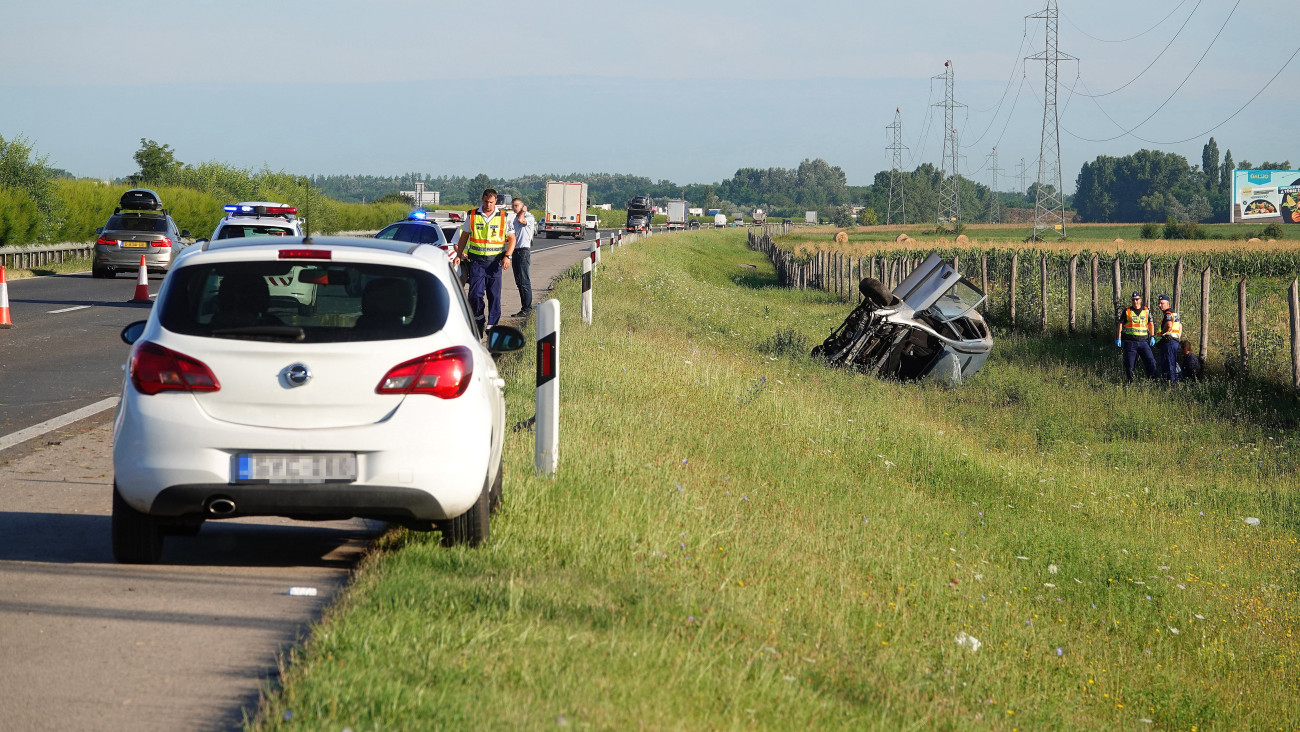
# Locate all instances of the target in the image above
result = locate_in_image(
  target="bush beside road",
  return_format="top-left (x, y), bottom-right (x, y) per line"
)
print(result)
top-left (253, 229), bottom-right (1300, 730)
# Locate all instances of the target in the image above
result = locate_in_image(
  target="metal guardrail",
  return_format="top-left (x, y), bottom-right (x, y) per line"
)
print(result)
top-left (0, 242), bottom-right (94, 270)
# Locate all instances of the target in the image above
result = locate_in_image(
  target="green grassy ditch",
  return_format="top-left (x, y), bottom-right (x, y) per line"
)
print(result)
top-left (253, 230), bottom-right (1300, 730)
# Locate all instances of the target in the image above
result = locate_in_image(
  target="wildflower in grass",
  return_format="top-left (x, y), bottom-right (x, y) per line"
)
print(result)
top-left (1056, 648), bottom-right (1063, 656)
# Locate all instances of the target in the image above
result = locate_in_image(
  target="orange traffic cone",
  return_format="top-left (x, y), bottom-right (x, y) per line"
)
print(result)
top-left (0, 265), bottom-right (12, 328)
top-left (129, 255), bottom-right (152, 303)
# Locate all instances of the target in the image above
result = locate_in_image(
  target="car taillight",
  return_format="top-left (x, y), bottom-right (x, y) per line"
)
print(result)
top-left (96, 236), bottom-right (116, 247)
top-left (153, 237), bottom-right (172, 248)
top-left (376, 346), bottom-right (473, 399)
top-left (129, 342), bottom-right (221, 396)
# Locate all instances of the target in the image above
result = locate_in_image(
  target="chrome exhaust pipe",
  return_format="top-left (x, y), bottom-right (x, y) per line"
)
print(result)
top-left (207, 497), bottom-right (237, 516)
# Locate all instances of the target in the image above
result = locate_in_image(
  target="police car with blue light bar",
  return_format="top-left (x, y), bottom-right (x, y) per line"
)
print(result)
top-left (201, 202), bottom-right (305, 243)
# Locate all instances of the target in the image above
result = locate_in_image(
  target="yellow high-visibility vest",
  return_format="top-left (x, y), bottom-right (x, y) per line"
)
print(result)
top-left (465, 208), bottom-right (509, 257)
top-left (1122, 307), bottom-right (1151, 338)
top-left (1157, 310), bottom-right (1182, 340)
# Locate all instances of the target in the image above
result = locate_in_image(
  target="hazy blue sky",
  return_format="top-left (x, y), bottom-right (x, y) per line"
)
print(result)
top-left (2, 0), bottom-right (1297, 191)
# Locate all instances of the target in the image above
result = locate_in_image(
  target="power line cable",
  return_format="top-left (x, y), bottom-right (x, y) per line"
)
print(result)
top-left (1061, 0), bottom-right (1240, 142)
top-left (1064, 44), bottom-right (1300, 145)
top-left (908, 76), bottom-right (938, 168)
top-left (1062, 0), bottom-right (1189, 43)
top-left (1075, 0), bottom-right (1202, 98)
top-left (962, 31), bottom-right (1030, 150)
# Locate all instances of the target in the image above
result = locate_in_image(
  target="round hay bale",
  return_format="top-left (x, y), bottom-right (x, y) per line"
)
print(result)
top-left (1248, 237), bottom-right (1262, 244)
top-left (955, 234), bottom-right (970, 245)
top-left (895, 233), bottom-right (910, 244)
top-left (937, 237), bottom-right (950, 245)
top-left (834, 231), bottom-right (849, 244)
top-left (1113, 238), bottom-right (1125, 245)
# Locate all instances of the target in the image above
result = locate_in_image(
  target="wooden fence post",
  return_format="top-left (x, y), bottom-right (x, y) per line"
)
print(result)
top-left (1289, 278), bottom-right (1300, 390)
top-left (952, 253), bottom-right (960, 274)
top-left (1040, 255), bottom-right (1049, 333)
top-left (1068, 254), bottom-right (1078, 334)
top-left (1143, 258), bottom-right (1152, 306)
top-left (1173, 256), bottom-right (1185, 312)
top-left (980, 254), bottom-right (989, 311)
top-left (1010, 253), bottom-right (1019, 329)
top-left (870, 256), bottom-right (877, 281)
top-left (1090, 253), bottom-right (1099, 336)
top-left (1111, 257), bottom-right (1122, 324)
top-left (1238, 278), bottom-right (1248, 377)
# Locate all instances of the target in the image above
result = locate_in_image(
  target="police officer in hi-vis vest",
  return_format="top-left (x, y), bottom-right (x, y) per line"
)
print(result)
top-left (1154, 294), bottom-right (1182, 383)
top-left (454, 188), bottom-right (516, 334)
top-left (1115, 291), bottom-right (1157, 383)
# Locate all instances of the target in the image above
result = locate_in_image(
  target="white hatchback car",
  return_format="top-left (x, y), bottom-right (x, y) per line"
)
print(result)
top-left (112, 236), bottom-right (524, 563)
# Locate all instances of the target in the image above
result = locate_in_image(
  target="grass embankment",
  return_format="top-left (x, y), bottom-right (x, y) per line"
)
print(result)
top-left (255, 230), bottom-right (1299, 730)
top-left (2, 257), bottom-right (92, 279)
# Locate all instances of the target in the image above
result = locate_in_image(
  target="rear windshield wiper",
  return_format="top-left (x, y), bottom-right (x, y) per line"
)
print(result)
top-left (211, 326), bottom-right (306, 342)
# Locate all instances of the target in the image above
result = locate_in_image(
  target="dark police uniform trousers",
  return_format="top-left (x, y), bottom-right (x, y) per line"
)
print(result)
top-left (1122, 336), bottom-right (1157, 382)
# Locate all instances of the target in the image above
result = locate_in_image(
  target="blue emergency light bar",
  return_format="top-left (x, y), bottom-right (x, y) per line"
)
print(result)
top-left (408, 210), bottom-right (428, 220)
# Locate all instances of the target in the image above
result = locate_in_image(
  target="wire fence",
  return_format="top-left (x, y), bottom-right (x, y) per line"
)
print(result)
top-left (747, 228), bottom-right (1300, 389)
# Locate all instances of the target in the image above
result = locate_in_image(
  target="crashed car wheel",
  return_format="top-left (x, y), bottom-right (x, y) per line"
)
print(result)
top-left (859, 277), bottom-right (898, 307)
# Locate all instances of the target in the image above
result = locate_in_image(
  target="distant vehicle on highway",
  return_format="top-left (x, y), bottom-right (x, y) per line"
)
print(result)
top-left (584, 214), bottom-right (599, 231)
top-left (111, 235), bottom-right (526, 563)
top-left (665, 200), bottom-right (687, 230)
top-left (204, 202), bottom-right (304, 242)
top-left (688, 218), bottom-right (701, 230)
top-left (626, 195), bottom-right (652, 232)
top-left (713, 212), bottom-right (727, 228)
top-left (375, 210), bottom-right (456, 268)
top-left (539, 181), bottom-right (588, 239)
top-left (92, 189), bottom-right (190, 279)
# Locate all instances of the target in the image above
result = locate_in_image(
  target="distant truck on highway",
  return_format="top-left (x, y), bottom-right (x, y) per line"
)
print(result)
top-left (713, 212), bottom-right (727, 228)
top-left (805, 210), bottom-right (818, 224)
top-left (540, 181), bottom-right (588, 239)
top-left (665, 200), bottom-right (687, 230)
top-left (626, 195), bottom-right (653, 232)
top-left (752, 209), bottom-right (767, 225)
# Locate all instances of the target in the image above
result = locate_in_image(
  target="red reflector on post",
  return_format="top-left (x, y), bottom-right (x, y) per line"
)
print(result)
top-left (279, 249), bottom-right (331, 260)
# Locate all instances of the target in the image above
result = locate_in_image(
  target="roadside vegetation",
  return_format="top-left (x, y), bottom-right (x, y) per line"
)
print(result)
top-left (254, 229), bottom-right (1299, 730)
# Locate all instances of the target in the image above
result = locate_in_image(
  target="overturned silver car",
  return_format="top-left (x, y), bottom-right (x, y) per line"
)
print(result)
top-left (811, 252), bottom-right (993, 384)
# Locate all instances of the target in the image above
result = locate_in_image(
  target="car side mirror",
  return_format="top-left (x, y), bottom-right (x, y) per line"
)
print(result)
top-left (194, 238), bottom-right (209, 247)
top-left (95, 227), bottom-right (104, 235)
top-left (121, 320), bottom-right (147, 345)
top-left (486, 325), bottom-right (526, 354)
top-left (180, 230), bottom-right (191, 238)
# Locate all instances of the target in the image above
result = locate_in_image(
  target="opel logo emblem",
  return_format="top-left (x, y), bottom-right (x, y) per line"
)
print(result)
top-left (284, 363), bottom-right (312, 387)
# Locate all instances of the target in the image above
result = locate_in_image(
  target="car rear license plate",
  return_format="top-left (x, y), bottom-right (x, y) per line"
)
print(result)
top-left (122, 241), bottom-right (148, 248)
top-left (235, 453), bottom-right (357, 484)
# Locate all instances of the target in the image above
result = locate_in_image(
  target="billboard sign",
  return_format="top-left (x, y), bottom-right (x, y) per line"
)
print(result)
top-left (1231, 170), bottom-right (1300, 223)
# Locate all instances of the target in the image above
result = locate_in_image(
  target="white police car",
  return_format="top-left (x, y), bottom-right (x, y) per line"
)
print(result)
top-left (203, 202), bottom-right (304, 242)
top-left (111, 235), bottom-right (525, 563)
top-left (376, 210), bottom-right (458, 266)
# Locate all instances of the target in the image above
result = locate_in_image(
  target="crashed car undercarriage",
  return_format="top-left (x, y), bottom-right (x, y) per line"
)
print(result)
top-left (812, 252), bottom-right (993, 384)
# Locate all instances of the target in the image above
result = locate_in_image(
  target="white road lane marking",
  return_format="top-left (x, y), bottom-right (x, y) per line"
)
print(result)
top-left (46, 305), bottom-right (92, 314)
top-left (0, 397), bottom-right (120, 452)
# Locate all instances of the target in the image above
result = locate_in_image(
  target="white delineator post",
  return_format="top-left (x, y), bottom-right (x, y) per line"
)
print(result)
top-left (535, 299), bottom-right (560, 476)
top-left (593, 236), bottom-right (601, 268)
top-left (581, 257), bottom-right (593, 325)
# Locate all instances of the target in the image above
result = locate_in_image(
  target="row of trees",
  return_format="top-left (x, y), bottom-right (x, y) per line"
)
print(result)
top-left (1073, 138), bottom-right (1290, 224)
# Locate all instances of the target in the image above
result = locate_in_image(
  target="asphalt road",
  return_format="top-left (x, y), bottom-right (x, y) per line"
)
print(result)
top-left (0, 231), bottom-right (605, 729)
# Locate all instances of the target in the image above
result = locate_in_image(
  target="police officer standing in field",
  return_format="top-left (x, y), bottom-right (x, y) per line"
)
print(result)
top-left (1154, 294), bottom-right (1182, 383)
top-left (455, 188), bottom-right (516, 334)
top-left (1116, 291), bottom-right (1157, 383)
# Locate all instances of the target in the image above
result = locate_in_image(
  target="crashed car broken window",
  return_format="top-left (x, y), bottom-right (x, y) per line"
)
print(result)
top-left (812, 252), bottom-right (993, 384)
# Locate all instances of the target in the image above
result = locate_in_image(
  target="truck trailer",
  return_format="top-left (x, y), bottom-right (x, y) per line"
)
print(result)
top-left (665, 200), bottom-right (687, 230)
top-left (540, 181), bottom-right (588, 239)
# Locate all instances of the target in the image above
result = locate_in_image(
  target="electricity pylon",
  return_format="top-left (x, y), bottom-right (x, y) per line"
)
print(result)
top-left (886, 108), bottom-right (907, 225)
top-left (1028, 0), bottom-right (1075, 240)
top-left (934, 61), bottom-right (966, 231)
top-left (986, 147), bottom-right (1003, 224)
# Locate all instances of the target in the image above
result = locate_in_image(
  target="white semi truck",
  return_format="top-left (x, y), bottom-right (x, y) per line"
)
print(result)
top-left (540, 181), bottom-right (588, 239)
top-left (666, 200), bottom-right (687, 230)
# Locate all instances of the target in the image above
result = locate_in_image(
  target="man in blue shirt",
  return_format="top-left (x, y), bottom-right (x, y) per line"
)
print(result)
top-left (509, 196), bottom-right (536, 317)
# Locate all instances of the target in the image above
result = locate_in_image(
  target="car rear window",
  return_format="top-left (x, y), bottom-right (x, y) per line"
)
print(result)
top-left (159, 261), bottom-right (449, 343)
top-left (217, 225), bottom-right (294, 239)
top-left (376, 223), bottom-right (445, 246)
top-left (106, 215), bottom-right (168, 233)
